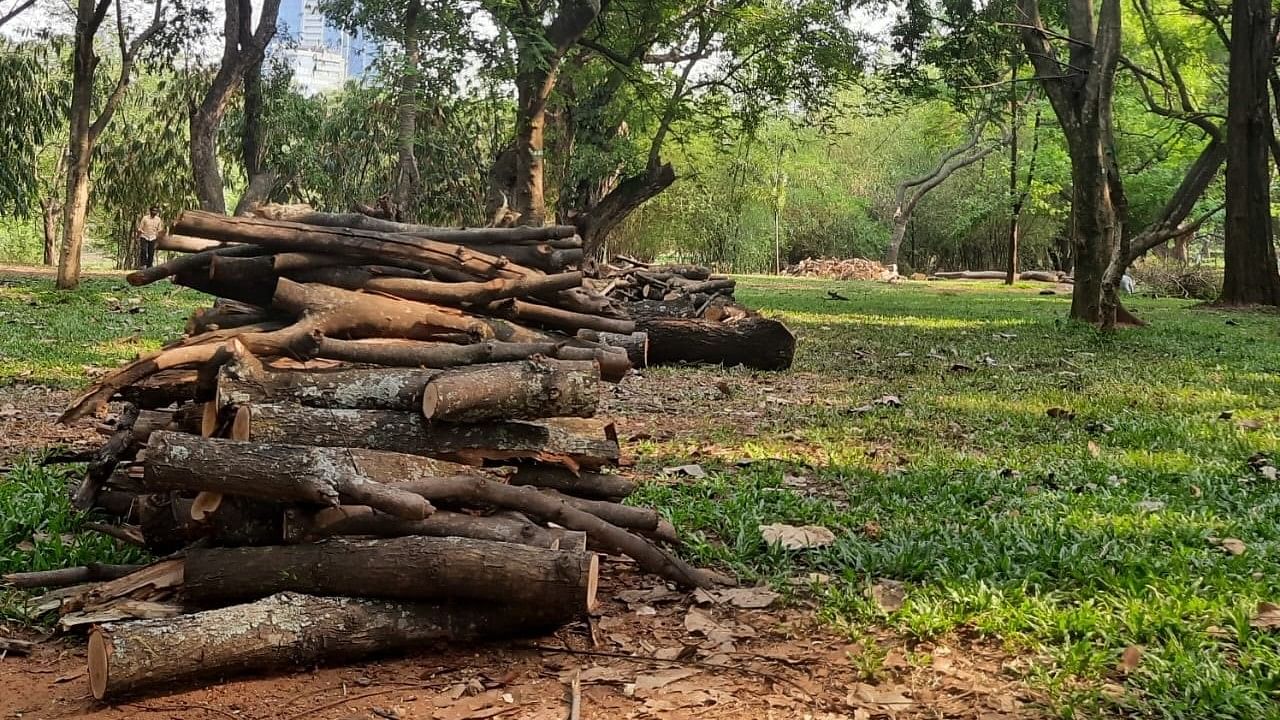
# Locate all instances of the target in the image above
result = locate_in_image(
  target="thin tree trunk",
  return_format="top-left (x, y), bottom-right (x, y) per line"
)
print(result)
top-left (58, 25), bottom-right (93, 290)
top-left (394, 0), bottom-right (421, 221)
top-left (1005, 67), bottom-right (1020, 285)
top-left (42, 197), bottom-right (60, 265)
top-left (1220, 0), bottom-right (1280, 305)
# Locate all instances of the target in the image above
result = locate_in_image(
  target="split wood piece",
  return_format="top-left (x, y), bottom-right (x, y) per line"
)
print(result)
top-left (664, 278), bottom-right (735, 300)
top-left (638, 317), bottom-right (796, 371)
top-left (288, 265), bottom-right (585, 306)
top-left (126, 243), bottom-right (263, 286)
top-left (114, 369), bottom-right (200, 409)
top-left (81, 559), bottom-right (185, 611)
top-left (2, 563), bottom-right (143, 590)
top-left (251, 204), bottom-right (580, 243)
top-left (182, 536), bottom-right (598, 613)
top-left (60, 599), bottom-right (183, 632)
top-left (217, 354), bottom-right (438, 411)
top-left (174, 210), bottom-right (533, 281)
top-left (156, 233), bottom-right (236, 253)
top-left (314, 337), bottom-right (630, 383)
top-left (575, 330), bottom-right (648, 369)
top-left (486, 298), bottom-right (636, 335)
top-left (88, 591), bottom-right (573, 700)
top-left (282, 506), bottom-right (588, 551)
top-left (421, 358), bottom-right (599, 422)
top-left (243, 405), bottom-right (620, 470)
top-left (510, 465), bottom-right (637, 501)
top-left (72, 404), bottom-right (140, 511)
top-left (145, 432), bottom-right (433, 520)
top-left (394, 476), bottom-right (718, 588)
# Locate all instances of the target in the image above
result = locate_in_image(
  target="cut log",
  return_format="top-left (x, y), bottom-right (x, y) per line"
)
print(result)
top-left (114, 369), bottom-right (199, 408)
top-left (242, 405), bottom-right (619, 469)
top-left (88, 591), bottom-right (572, 700)
top-left (575, 330), bottom-right (648, 369)
top-left (421, 358), bottom-right (599, 422)
top-left (2, 564), bottom-right (143, 590)
top-left (182, 536), bottom-right (598, 612)
top-left (217, 355), bottom-right (437, 411)
top-left (289, 266), bottom-right (585, 306)
top-left (393, 476), bottom-right (718, 587)
top-left (638, 317), bottom-right (795, 370)
top-left (251, 204), bottom-right (580, 243)
top-left (156, 233), bottom-right (236, 253)
top-left (126, 243), bottom-right (263, 286)
top-left (478, 244), bottom-right (584, 272)
top-left (144, 432), bottom-right (433, 520)
top-left (510, 465), bottom-right (637, 501)
top-left (314, 337), bottom-right (631, 383)
top-left (486, 298), bottom-right (636, 334)
top-left (282, 506), bottom-right (587, 551)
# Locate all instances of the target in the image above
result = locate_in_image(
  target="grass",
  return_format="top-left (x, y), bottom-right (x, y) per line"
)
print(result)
top-left (2, 272), bottom-right (1280, 716)
top-left (628, 277), bottom-right (1280, 719)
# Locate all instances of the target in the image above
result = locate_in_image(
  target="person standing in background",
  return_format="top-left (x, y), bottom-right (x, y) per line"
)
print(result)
top-left (136, 206), bottom-right (164, 268)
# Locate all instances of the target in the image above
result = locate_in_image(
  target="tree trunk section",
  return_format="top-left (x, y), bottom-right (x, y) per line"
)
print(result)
top-left (1221, 0), bottom-right (1280, 305)
top-left (575, 330), bottom-right (648, 369)
top-left (181, 536), bottom-right (598, 611)
top-left (421, 358), bottom-right (599, 422)
top-left (638, 318), bottom-right (795, 370)
top-left (217, 356), bottom-right (438, 411)
top-left (88, 591), bottom-right (572, 699)
top-left (144, 431), bottom-right (433, 520)
top-left (282, 506), bottom-right (586, 550)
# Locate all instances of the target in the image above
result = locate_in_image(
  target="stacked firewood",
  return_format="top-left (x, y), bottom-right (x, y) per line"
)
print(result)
top-left (590, 256), bottom-right (796, 371)
top-left (13, 206), bottom-right (729, 700)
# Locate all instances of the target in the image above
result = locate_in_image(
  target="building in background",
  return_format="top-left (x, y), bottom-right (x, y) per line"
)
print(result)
top-left (275, 0), bottom-right (376, 94)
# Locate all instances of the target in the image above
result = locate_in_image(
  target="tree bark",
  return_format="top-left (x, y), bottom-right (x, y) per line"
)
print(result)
top-left (1220, 0), bottom-right (1280, 305)
top-left (421, 358), bottom-right (599, 422)
top-left (574, 330), bottom-right (648, 368)
top-left (240, 404), bottom-right (619, 469)
top-left (393, 0), bottom-right (422, 220)
top-left (88, 591), bottom-right (572, 699)
top-left (282, 506), bottom-right (586, 550)
top-left (510, 465), bottom-right (636, 501)
top-left (72, 403), bottom-right (139, 511)
top-left (315, 337), bottom-right (631, 383)
top-left (638, 317), bottom-right (795, 370)
top-left (577, 163), bottom-right (676, 258)
top-left (485, 298), bottom-right (636, 335)
top-left (144, 431), bottom-right (433, 520)
top-left (251, 204), bottom-right (579, 242)
top-left (288, 265), bottom-right (585, 307)
top-left (181, 536), bottom-right (598, 611)
top-left (217, 355), bottom-right (438, 411)
top-left (41, 196), bottom-right (60, 265)
top-left (3, 563), bottom-right (142, 590)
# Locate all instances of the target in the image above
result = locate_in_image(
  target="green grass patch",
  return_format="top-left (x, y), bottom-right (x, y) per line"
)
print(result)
top-left (635, 277), bottom-right (1280, 719)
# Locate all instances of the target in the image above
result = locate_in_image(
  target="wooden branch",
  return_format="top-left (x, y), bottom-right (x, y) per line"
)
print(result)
top-left (3, 563), bottom-right (142, 590)
top-left (510, 465), bottom-right (637, 501)
top-left (486, 298), bottom-right (636, 334)
top-left (282, 506), bottom-right (586, 551)
top-left (126, 242), bottom-right (264, 286)
top-left (289, 266), bottom-right (585, 306)
top-left (575, 330), bottom-right (648, 368)
top-left (313, 337), bottom-right (630, 383)
top-left (73, 403), bottom-right (139, 510)
top-left (421, 358), bottom-right (599, 422)
top-left (250, 204), bottom-right (580, 242)
top-left (144, 432), bottom-right (433, 520)
top-left (88, 591), bottom-right (574, 699)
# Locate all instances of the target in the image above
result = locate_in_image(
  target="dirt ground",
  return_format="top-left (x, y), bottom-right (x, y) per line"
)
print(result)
top-left (0, 367), bottom-right (1046, 720)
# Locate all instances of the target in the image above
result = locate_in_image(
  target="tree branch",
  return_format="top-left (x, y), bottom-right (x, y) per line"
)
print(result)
top-left (0, 0), bottom-right (36, 28)
top-left (89, 0), bottom-right (165, 142)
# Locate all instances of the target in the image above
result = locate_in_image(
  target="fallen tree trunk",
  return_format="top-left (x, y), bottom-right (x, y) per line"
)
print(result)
top-left (144, 432), bottom-right (433, 520)
top-left (182, 536), bottom-right (598, 612)
top-left (421, 358), bottom-right (599, 422)
top-left (575, 330), bottom-right (648, 369)
top-left (510, 465), bottom-right (636, 501)
top-left (88, 591), bottom-right (571, 700)
top-left (282, 506), bottom-right (587, 551)
top-left (638, 317), bottom-right (796, 370)
top-left (242, 404), bottom-right (620, 469)
top-left (3, 563), bottom-right (143, 590)
top-left (251, 204), bottom-right (580, 243)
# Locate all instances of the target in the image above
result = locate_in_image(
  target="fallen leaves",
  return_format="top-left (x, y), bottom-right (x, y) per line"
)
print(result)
top-left (760, 523), bottom-right (836, 550)
top-left (1250, 602), bottom-right (1280, 630)
top-left (661, 463), bottom-right (707, 478)
top-left (694, 586), bottom-right (780, 609)
top-left (869, 580), bottom-right (906, 613)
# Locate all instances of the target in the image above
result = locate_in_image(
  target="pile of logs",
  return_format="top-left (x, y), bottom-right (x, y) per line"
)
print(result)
top-left (782, 257), bottom-right (894, 281)
top-left (927, 270), bottom-right (1072, 284)
top-left (591, 257), bottom-right (796, 371)
top-left (13, 207), bottom-right (734, 700)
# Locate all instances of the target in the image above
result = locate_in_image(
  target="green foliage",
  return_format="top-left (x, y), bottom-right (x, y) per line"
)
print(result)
top-left (0, 41), bottom-right (67, 218)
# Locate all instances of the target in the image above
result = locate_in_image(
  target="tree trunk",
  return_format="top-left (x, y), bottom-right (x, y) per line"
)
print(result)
top-left (575, 330), bottom-right (648, 368)
top-left (394, 0), bottom-right (421, 220)
top-left (41, 196), bottom-right (60, 265)
top-left (217, 356), bottom-right (437, 411)
top-left (144, 431), bottom-right (433, 520)
top-left (88, 591), bottom-right (572, 699)
top-left (241, 404), bottom-right (620, 469)
top-left (421, 358), bottom-right (599, 422)
top-left (638, 317), bottom-right (796, 370)
top-left (885, 213), bottom-right (908, 268)
top-left (181, 536), bottom-right (598, 611)
top-left (578, 164), bottom-right (676, 258)
top-left (282, 506), bottom-right (587, 550)
top-left (58, 128), bottom-right (90, 289)
top-left (1220, 0), bottom-right (1280, 305)
top-left (1006, 76), bottom-right (1020, 285)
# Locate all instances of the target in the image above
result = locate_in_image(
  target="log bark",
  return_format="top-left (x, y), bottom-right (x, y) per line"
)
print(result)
top-left (250, 204), bottom-right (580, 242)
top-left (243, 404), bottom-right (619, 469)
top-left (282, 506), bottom-right (586, 551)
top-left (315, 337), bottom-right (630, 383)
top-left (510, 465), bottom-right (636, 501)
top-left (421, 358), bottom-right (599, 422)
top-left (73, 404), bottom-right (140, 511)
top-left (182, 536), bottom-right (598, 612)
top-left (479, 244), bottom-right (584, 272)
top-left (290, 265), bottom-right (585, 306)
top-left (486, 298), bottom-right (635, 334)
top-left (3, 563), bottom-right (143, 590)
top-left (575, 330), bottom-right (648, 369)
top-left (88, 591), bottom-right (572, 700)
top-left (217, 355), bottom-right (437, 411)
top-left (639, 317), bottom-right (795, 370)
top-left (186, 305), bottom-right (276, 335)
top-left (114, 369), bottom-right (200, 408)
top-left (394, 475), bottom-right (718, 588)
top-left (156, 233), bottom-right (236, 253)
top-left (126, 243), bottom-right (263, 286)
top-left (144, 432), bottom-right (433, 520)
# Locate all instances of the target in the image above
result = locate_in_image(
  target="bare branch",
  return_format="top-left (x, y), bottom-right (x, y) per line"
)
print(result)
top-left (0, 0), bottom-right (36, 29)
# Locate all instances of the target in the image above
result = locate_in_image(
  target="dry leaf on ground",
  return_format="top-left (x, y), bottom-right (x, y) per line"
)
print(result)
top-left (662, 464), bottom-right (707, 478)
top-left (1220, 538), bottom-right (1247, 556)
top-left (1118, 645), bottom-right (1143, 674)
top-left (634, 668), bottom-right (700, 692)
top-left (760, 523), bottom-right (836, 550)
top-left (869, 580), bottom-right (906, 613)
top-left (695, 586), bottom-right (780, 609)
top-left (1250, 602), bottom-right (1280, 629)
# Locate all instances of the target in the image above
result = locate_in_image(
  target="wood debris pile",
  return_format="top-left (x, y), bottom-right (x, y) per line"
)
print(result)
top-left (589, 256), bottom-right (797, 371)
top-left (12, 204), bottom-right (730, 700)
top-left (928, 270), bottom-right (1071, 283)
top-left (782, 257), bottom-right (894, 281)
